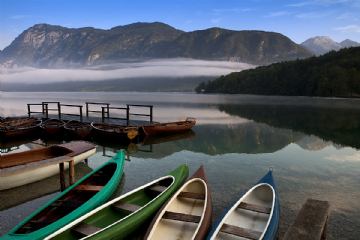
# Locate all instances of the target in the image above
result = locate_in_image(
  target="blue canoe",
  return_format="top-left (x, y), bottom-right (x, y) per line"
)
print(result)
top-left (208, 170), bottom-right (280, 240)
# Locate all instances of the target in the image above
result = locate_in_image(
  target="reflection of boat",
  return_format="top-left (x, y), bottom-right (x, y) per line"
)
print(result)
top-left (0, 117), bottom-right (42, 139)
top-left (4, 151), bottom-right (125, 240)
top-left (0, 141), bottom-right (96, 190)
top-left (64, 120), bottom-right (92, 140)
top-left (91, 122), bottom-right (139, 142)
top-left (145, 165), bottom-right (212, 240)
top-left (41, 119), bottom-right (65, 137)
top-left (0, 162), bottom-right (92, 211)
top-left (141, 117), bottom-right (196, 136)
top-left (45, 164), bottom-right (189, 240)
top-left (142, 129), bottom-right (195, 145)
top-left (208, 170), bottom-right (279, 240)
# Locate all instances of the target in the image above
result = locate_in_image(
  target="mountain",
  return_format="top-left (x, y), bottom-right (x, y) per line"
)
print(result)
top-left (301, 36), bottom-right (360, 55)
top-left (0, 22), bottom-right (311, 67)
top-left (340, 39), bottom-right (360, 48)
top-left (196, 47), bottom-right (360, 97)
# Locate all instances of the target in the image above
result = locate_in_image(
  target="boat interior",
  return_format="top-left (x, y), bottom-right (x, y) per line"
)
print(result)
top-left (14, 163), bottom-right (117, 234)
top-left (0, 146), bottom-right (73, 169)
top-left (54, 177), bottom-right (174, 239)
top-left (148, 178), bottom-right (207, 240)
top-left (215, 184), bottom-right (274, 240)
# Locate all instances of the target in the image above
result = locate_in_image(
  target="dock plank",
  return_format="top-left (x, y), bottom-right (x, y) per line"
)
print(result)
top-left (283, 199), bottom-right (330, 240)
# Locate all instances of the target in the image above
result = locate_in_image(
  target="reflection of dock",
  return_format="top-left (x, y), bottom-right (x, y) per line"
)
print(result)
top-left (0, 162), bottom-right (92, 210)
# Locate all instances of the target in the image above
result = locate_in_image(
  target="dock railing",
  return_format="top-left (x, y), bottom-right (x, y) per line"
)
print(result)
top-left (127, 104), bottom-right (153, 125)
top-left (42, 101), bottom-right (60, 119)
top-left (101, 106), bottom-right (128, 123)
top-left (59, 104), bottom-right (83, 122)
top-left (86, 102), bottom-right (110, 118)
top-left (28, 103), bottom-right (48, 118)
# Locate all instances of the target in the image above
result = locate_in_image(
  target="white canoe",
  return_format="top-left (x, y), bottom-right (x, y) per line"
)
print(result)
top-left (146, 165), bottom-right (212, 240)
top-left (0, 141), bottom-right (96, 190)
top-left (210, 182), bottom-right (276, 240)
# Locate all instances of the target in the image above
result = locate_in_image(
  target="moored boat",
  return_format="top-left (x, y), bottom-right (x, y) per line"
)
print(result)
top-left (2, 150), bottom-right (125, 240)
top-left (41, 119), bottom-right (65, 137)
top-left (91, 122), bottom-right (139, 142)
top-left (0, 141), bottom-right (97, 190)
top-left (45, 164), bottom-right (189, 240)
top-left (64, 120), bottom-right (92, 140)
top-left (207, 170), bottom-right (280, 240)
top-left (141, 117), bottom-right (196, 136)
top-left (0, 117), bottom-right (42, 139)
top-left (145, 165), bottom-right (212, 240)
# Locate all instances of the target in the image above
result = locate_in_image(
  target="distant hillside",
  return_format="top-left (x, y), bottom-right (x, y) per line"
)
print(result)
top-left (301, 36), bottom-right (359, 55)
top-left (0, 22), bottom-right (311, 67)
top-left (196, 47), bottom-right (360, 97)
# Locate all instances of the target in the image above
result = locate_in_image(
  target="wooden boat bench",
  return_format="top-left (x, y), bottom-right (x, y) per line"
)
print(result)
top-left (72, 222), bottom-right (102, 237)
top-left (220, 223), bottom-right (262, 240)
top-left (237, 202), bottom-right (271, 214)
top-left (162, 211), bottom-right (201, 223)
top-left (113, 202), bottom-right (141, 213)
top-left (178, 191), bottom-right (205, 200)
top-left (75, 185), bottom-right (103, 192)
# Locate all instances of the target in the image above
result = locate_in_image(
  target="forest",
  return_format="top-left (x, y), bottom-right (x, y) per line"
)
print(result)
top-left (196, 47), bottom-right (360, 97)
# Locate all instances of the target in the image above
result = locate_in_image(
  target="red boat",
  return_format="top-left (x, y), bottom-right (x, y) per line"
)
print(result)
top-left (141, 117), bottom-right (196, 136)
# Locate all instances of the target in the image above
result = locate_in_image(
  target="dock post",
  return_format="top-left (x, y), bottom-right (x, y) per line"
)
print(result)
top-left (80, 106), bottom-right (83, 122)
top-left (150, 105), bottom-right (153, 123)
top-left (27, 104), bottom-right (31, 118)
top-left (59, 105), bottom-right (62, 120)
top-left (59, 162), bottom-right (66, 191)
top-left (106, 104), bottom-right (110, 118)
top-left (44, 104), bottom-right (48, 119)
top-left (69, 160), bottom-right (75, 185)
top-left (86, 102), bottom-right (89, 118)
top-left (57, 102), bottom-right (60, 119)
top-left (283, 199), bottom-right (330, 240)
top-left (102, 107), bottom-right (105, 123)
top-left (126, 105), bottom-right (130, 126)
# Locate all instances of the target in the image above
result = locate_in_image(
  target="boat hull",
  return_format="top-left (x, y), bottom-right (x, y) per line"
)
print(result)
top-left (64, 121), bottom-right (92, 140)
top-left (142, 118), bottom-right (196, 136)
top-left (2, 151), bottom-right (125, 240)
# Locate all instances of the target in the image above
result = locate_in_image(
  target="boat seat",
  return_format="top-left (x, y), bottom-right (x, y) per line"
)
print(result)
top-left (237, 202), bottom-right (271, 214)
top-left (72, 223), bottom-right (102, 237)
top-left (178, 191), bottom-right (205, 200)
top-left (148, 185), bottom-right (167, 193)
top-left (113, 202), bottom-right (141, 213)
top-left (75, 185), bottom-right (103, 192)
top-left (162, 211), bottom-right (201, 223)
top-left (220, 223), bottom-right (262, 240)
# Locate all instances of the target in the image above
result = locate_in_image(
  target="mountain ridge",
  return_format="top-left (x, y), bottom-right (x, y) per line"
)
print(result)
top-left (0, 22), bottom-right (311, 67)
top-left (301, 36), bottom-right (359, 55)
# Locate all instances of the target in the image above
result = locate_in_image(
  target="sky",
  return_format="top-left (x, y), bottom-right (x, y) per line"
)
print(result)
top-left (0, 0), bottom-right (360, 50)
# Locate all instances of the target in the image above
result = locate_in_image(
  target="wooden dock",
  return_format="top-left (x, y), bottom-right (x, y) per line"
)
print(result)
top-left (283, 199), bottom-right (330, 240)
top-left (27, 101), bottom-right (154, 125)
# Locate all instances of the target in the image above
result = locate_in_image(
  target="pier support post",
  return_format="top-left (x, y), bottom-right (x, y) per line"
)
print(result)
top-left (69, 160), bottom-right (75, 185)
top-left (59, 162), bottom-right (66, 191)
top-left (283, 199), bottom-right (330, 240)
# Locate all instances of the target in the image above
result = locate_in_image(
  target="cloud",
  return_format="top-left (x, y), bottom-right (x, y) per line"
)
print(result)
top-left (0, 59), bottom-right (255, 84)
top-left (265, 11), bottom-right (292, 17)
top-left (295, 11), bottom-right (334, 18)
top-left (334, 24), bottom-right (360, 33)
top-left (336, 12), bottom-right (359, 20)
top-left (287, 0), bottom-right (358, 7)
top-left (212, 8), bottom-right (253, 14)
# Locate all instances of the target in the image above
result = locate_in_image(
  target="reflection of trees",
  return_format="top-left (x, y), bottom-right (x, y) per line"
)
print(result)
top-left (133, 123), bottom-right (305, 159)
top-left (218, 105), bottom-right (360, 149)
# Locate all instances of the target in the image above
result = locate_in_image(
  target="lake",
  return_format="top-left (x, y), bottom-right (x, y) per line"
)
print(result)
top-left (1, 92), bottom-right (360, 239)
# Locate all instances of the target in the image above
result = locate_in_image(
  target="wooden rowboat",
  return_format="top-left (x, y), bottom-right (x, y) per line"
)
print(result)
top-left (64, 120), bottom-right (92, 140)
top-left (41, 119), bottom-right (65, 137)
top-left (2, 151), bottom-right (125, 240)
top-left (91, 122), bottom-right (139, 142)
top-left (0, 117), bottom-right (42, 139)
top-left (45, 164), bottom-right (189, 240)
top-left (145, 165), bottom-right (212, 240)
top-left (141, 117), bottom-right (196, 136)
top-left (0, 141), bottom-right (97, 190)
top-left (208, 170), bottom-right (280, 240)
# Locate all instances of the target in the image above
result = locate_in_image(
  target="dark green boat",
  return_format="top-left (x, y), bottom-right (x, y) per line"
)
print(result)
top-left (45, 164), bottom-right (189, 240)
top-left (2, 151), bottom-right (125, 240)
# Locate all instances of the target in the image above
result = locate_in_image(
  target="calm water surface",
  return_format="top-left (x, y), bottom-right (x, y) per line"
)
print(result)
top-left (1, 92), bottom-right (360, 239)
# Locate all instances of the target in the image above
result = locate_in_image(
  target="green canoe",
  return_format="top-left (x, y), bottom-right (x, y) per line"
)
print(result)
top-left (45, 164), bottom-right (189, 240)
top-left (2, 151), bottom-right (125, 240)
